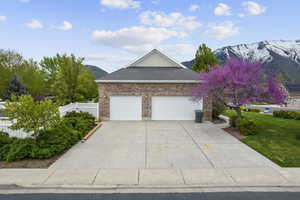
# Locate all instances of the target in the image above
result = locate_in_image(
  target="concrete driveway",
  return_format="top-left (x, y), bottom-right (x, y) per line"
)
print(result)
top-left (51, 121), bottom-right (277, 170)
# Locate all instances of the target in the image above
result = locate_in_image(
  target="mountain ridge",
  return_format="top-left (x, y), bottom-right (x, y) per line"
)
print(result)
top-left (85, 65), bottom-right (108, 79)
top-left (182, 40), bottom-right (300, 84)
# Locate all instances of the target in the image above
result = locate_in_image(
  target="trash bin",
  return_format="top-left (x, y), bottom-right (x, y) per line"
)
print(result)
top-left (195, 110), bottom-right (203, 123)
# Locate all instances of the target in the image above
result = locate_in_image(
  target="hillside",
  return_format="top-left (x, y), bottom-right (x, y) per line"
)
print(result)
top-left (85, 65), bottom-right (108, 79)
top-left (182, 40), bottom-right (300, 84)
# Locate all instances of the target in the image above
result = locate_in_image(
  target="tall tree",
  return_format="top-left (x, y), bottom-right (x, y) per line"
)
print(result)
top-left (193, 59), bottom-right (288, 119)
top-left (18, 61), bottom-right (47, 100)
top-left (48, 54), bottom-right (97, 104)
top-left (0, 50), bottom-right (25, 99)
top-left (192, 44), bottom-right (219, 73)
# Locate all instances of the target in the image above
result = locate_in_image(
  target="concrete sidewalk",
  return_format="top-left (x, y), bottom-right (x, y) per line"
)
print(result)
top-left (0, 167), bottom-right (300, 187)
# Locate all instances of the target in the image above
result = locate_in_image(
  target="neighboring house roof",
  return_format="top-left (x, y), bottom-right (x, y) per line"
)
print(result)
top-left (285, 84), bottom-right (300, 94)
top-left (96, 49), bottom-right (200, 83)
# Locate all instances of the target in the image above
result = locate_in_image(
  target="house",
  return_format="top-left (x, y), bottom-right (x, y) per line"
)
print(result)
top-left (96, 49), bottom-right (212, 121)
top-left (285, 84), bottom-right (300, 108)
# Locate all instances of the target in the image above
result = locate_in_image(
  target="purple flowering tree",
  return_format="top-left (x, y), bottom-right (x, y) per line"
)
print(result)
top-left (193, 59), bottom-right (288, 118)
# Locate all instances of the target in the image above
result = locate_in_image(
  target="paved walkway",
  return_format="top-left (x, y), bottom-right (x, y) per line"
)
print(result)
top-left (0, 121), bottom-right (300, 187)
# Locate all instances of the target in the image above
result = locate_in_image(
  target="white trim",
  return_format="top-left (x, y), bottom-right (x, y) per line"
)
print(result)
top-left (96, 80), bottom-right (201, 83)
top-left (126, 49), bottom-right (187, 68)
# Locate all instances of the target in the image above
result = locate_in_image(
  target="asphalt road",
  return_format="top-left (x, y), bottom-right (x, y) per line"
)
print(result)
top-left (1, 192), bottom-right (300, 200)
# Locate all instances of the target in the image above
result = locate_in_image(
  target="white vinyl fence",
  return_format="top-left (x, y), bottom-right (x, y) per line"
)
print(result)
top-left (0, 102), bottom-right (99, 138)
top-left (59, 103), bottom-right (99, 119)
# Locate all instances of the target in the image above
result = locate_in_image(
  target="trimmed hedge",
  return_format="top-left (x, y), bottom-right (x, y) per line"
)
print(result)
top-left (273, 110), bottom-right (300, 120)
top-left (247, 108), bottom-right (261, 113)
top-left (236, 117), bottom-right (258, 136)
top-left (229, 116), bottom-right (258, 136)
top-left (0, 111), bottom-right (95, 162)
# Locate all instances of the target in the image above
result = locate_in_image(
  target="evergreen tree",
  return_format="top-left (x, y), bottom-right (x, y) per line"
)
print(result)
top-left (192, 44), bottom-right (219, 73)
top-left (3, 76), bottom-right (28, 100)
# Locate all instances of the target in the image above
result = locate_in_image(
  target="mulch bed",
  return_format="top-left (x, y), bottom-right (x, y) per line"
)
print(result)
top-left (0, 153), bottom-right (62, 169)
top-left (223, 127), bottom-right (247, 140)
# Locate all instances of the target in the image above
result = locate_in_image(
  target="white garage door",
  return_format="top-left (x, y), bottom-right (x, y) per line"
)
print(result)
top-left (110, 96), bottom-right (142, 120)
top-left (152, 96), bottom-right (203, 120)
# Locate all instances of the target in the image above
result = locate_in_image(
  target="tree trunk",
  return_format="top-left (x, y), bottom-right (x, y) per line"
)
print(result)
top-left (233, 106), bottom-right (242, 119)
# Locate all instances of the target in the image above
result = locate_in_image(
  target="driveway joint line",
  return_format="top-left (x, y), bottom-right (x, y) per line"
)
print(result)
top-left (179, 169), bottom-right (186, 185)
top-left (178, 121), bottom-right (216, 168)
top-left (138, 169), bottom-right (140, 185)
top-left (91, 168), bottom-right (101, 185)
top-left (42, 169), bottom-right (57, 185)
top-left (222, 168), bottom-right (238, 184)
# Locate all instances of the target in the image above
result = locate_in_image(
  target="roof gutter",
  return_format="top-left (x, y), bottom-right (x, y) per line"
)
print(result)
top-left (95, 80), bottom-right (202, 83)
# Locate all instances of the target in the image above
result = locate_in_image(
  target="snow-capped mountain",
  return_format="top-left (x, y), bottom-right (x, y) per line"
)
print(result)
top-left (182, 40), bottom-right (300, 83)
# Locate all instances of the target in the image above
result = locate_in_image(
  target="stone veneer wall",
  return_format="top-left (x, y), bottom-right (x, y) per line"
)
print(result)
top-left (98, 83), bottom-right (212, 121)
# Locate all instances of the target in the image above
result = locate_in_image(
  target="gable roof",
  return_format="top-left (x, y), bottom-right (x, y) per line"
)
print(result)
top-left (127, 49), bottom-right (187, 68)
top-left (96, 49), bottom-right (200, 83)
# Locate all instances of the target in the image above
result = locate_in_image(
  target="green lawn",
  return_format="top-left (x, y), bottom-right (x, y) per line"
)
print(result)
top-left (223, 110), bottom-right (300, 167)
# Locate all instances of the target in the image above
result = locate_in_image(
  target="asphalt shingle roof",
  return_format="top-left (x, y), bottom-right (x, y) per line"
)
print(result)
top-left (285, 84), bottom-right (300, 94)
top-left (98, 67), bottom-right (200, 81)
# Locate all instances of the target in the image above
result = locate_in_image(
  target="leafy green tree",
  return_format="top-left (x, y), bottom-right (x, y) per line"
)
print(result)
top-left (0, 49), bottom-right (25, 68)
top-left (17, 62), bottom-right (47, 99)
top-left (192, 44), bottom-right (219, 73)
top-left (42, 54), bottom-right (97, 104)
top-left (0, 50), bottom-right (25, 99)
top-left (4, 95), bottom-right (60, 138)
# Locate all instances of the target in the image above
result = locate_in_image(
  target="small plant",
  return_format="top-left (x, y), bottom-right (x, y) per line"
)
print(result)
top-left (273, 110), bottom-right (300, 120)
top-left (4, 95), bottom-right (60, 138)
top-left (247, 108), bottom-right (261, 113)
top-left (236, 117), bottom-right (258, 136)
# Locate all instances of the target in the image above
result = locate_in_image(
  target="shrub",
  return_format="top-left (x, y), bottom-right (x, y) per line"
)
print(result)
top-left (4, 95), bottom-right (60, 138)
top-left (273, 110), bottom-right (300, 120)
top-left (230, 115), bottom-right (239, 127)
top-left (0, 111), bottom-right (95, 162)
top-left (247, 108), bottom-right (261, 113)
top-left (297, 133), bottom-right (300, 140)
top-left (240, 106), bottom-right (246, 111)
top-left (236, 117), bottom-right (258, 136)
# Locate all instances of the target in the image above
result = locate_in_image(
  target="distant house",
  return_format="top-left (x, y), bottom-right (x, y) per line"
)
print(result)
top-left (96, 49), bottom-right (212, 121)
top-left (285, 84), bottom-right (300, 108)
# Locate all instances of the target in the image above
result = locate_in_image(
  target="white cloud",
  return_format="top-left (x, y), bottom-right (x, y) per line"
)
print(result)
top-left (139, 11), bottom-right (202, 30)
top-left (238, 13), bottom-right (245, 18)
top-left (242, 1), bottom-right (266, 15)
top-left (25, 19), bottom-right (43, 29)
top-left (92, 26), bottom-right (186, 52)
top-left (52, 21), bottom-right (73, 31)
top-left (100, 0), bottom-right (140, 9)
top-left (189, 4), bottom-right (201, 12)
top-left (85, 53), bottom-right (132, 63)
top-left (214, 3), bottom-right (231, 16)
top-left (0, 16), bottom-right (7, 21)
top-left (206, 21), bottom-right (240, 40)
top-left (19, 0), bottom-right (31, 3)
top-left (158, 44), bottom-right (196, 58)
top-left (152, 0), bottom-right (160, 5)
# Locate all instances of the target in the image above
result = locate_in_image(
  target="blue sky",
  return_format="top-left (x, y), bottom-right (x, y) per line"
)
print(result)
top-left (0, 0), bottom-right (299, 72)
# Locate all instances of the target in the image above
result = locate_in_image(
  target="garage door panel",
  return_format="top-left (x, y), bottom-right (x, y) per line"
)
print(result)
top-left (152, 96), bottom-right (203, 120)
top-left (110, 96), bottom-right (142, 120)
